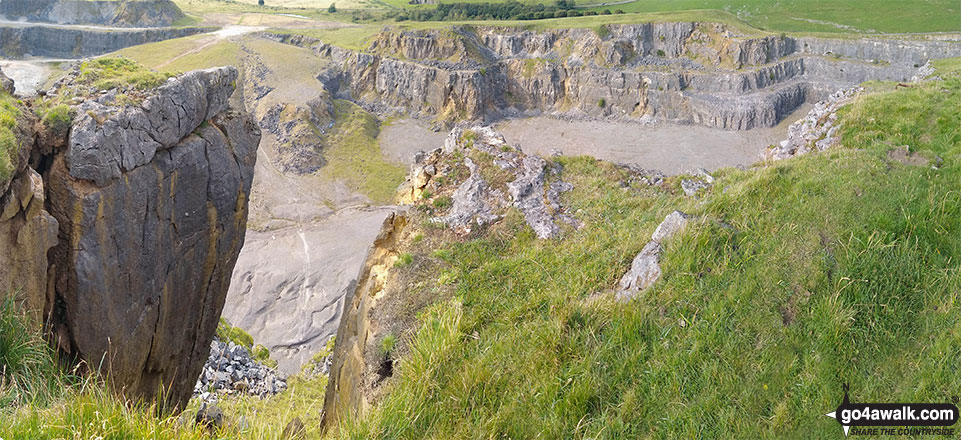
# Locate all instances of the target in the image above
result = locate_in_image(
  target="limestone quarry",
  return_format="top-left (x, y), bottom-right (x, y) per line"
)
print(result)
top-left (224, 23), bottom-right (961, 384)
top-left (1, 1), bottom-right (961, 438)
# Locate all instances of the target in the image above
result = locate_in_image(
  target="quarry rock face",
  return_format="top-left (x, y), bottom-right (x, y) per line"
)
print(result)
top-left (39, 67), bottom-right (260, 410)
top-left (0, 25), bottom-right (207, 60)
top-left (222, 207), bottom-right (398, 375)
top-left (271, 24), bottom-right (961, 130)
top-left (0, 0), bottom-right (186, 28)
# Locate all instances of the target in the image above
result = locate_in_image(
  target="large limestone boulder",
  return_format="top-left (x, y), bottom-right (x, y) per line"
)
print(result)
top-left (44, 67), bottom-right (261, 411)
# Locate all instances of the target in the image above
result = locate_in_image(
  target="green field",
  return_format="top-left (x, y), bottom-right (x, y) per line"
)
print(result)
top-left (179, 0), bottom-right (961, 34)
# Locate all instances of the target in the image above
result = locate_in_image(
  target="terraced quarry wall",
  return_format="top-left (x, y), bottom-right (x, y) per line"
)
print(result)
top-left (270, 23), bottom-right (961, 129)
top-left (0, 0), bottom-right (185, 28)
top-left (0, 25), bottom-right (208, 59)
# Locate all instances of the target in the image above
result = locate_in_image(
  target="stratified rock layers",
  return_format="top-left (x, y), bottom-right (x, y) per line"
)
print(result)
top-left (44, 67), bottom-right (260, 410)
top-left (270, 24), bottom-right (961, 130)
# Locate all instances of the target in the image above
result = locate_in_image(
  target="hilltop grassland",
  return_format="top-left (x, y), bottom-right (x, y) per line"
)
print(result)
top-left (177, 0), bottom-right (959, 34)
top-left (337, 61), bottom-right (961, 438)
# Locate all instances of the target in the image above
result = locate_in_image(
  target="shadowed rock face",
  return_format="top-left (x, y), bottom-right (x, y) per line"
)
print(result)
top-left (0, 92), bottom-right (59, 322)
top-left (40, 67), bottom-right (261, 411)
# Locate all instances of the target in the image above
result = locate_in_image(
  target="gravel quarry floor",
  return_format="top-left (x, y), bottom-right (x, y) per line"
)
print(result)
top-left (492, 109), bottom-right (811, 174)
top-left (379, 119), bottom-right (449, 164)
top-left (376, 106), bottom-right (811, 174)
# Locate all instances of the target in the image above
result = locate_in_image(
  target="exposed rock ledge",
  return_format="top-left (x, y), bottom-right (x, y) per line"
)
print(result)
top-left (0, 66), bottom-right (261, 411)
top-left (0, 0), bottom-right (187, 28)
top-left (266, 24), bottom-right (961, 130)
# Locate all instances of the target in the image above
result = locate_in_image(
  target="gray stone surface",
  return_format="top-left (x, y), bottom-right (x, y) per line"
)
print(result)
top-left (439, 158), bottom-right (501, 231)
top-left (651, 210), bottom-right (691, 243)
top-left (616, 209), bottom-right (693, 301)
top-left (0, 25), bottom-right (207, 59)
top-left (269, 25), bottom-right (961, 130)
top-left (193, 339), bottom-right (288, 402)
top-left (427, 125), bottom-right (578, 239)
top-left (45, 73), bottom-right (261, 411)
top-left (66, 67), bottom-right (238, 186)
top-left (616, 241), bottom-right (663, 298)
top-left (222, 207), bottom-right (397, 374)
top-left (0, 0), bottom-right (186, 27)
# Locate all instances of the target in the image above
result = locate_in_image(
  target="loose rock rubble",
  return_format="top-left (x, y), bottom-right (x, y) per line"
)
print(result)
top-left (615, 210), bottom-right (692, 301)
top-left (766, 87), bottom-right (862, 161)
top-left (407, 126), bottom-right (580, 239)
top-left (193, 339), bottom-right (288, 403)
top-left (618, 164), bottom-right (665, 187)
top-left (680, 168), bottom-right (714, 196)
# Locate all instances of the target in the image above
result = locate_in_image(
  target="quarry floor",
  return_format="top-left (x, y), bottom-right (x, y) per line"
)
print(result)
top-left (379, 107), bottom-right (809, 174)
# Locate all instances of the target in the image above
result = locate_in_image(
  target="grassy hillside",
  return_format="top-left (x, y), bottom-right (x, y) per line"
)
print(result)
top-left (338, 62), bottom-right (961, 438)
top-left (178, 0), bottom-right (959, 33)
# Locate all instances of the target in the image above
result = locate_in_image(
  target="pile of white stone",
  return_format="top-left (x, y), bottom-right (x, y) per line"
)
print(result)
top-left (766, 87), bottom-right (862, 161)
top-left (193, 339), bottom-right (287, 402)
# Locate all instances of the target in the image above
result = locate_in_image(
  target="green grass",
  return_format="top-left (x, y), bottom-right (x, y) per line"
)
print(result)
top-left (341, 61), bottom-right (961, 438)
top-left (0, 91), bottom-right (21, 187)
top-left (322, 99), bottom-right (408, 203)
top-left (116, 36), bottom-right (242, 73)
top-left (1, 383), bottom-right (215, 440)
top-left (216, 318), bottom-right (256, 349)
top-left (269, 25), bottom-right (385, 51)
top-left (39, 104), bottom-right (74, 140)
top-left (76, 57), bottom-right (172, 91)
top-left (0, 296), bottom-right (68, 409)
top-left (586, 0), bottom-right (960, 33)
top-left (264, 0), bottom-right (959, 34)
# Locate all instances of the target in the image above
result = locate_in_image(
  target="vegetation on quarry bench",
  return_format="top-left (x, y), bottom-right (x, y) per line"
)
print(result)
top-left (322, 100), bottom-right (407, 204)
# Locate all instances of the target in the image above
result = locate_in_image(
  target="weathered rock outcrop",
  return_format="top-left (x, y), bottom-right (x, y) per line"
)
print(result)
top-left (0, 25), bottom-right (207, 59)
top-left (33, 67), bottom-right (260, 411)
top-left (0, 0), bottom-right (186, 28)
top-left (269, 24), bottom-right (961, 130)
top-left (766, 87), bottom-right (861, 160)
top-left (0, 168), bottom-right (59, 320)
top-left (66, 67), bottom-right (238, 185)
top-left (222, 207), bottom-right (398, 374)
top-left (321, 211), bottom-right (408, 431)
top-left (615, 210), bottom-right (691, 301)
top-left (407, 125), bottom-right (579, 239)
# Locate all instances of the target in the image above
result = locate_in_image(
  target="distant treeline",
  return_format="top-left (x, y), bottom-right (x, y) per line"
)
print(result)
top-left (393, 0), bottom-right (626, 21)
